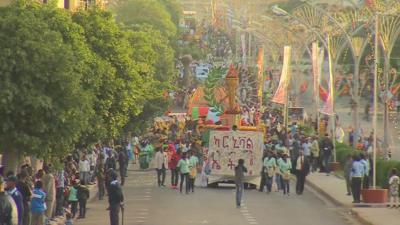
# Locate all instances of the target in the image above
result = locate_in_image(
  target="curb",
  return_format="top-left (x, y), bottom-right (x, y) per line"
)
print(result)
top-left (305, 179), bottom-right (343, 207)
top-left (305, 179), bottom-right (375, 225)
top-left (349, 209), bottom-right (374, 225)
top-left (53, 184), bottom-right (98, 225)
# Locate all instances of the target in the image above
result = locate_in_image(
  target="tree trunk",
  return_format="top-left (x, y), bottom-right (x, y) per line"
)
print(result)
top-left (1, 147), bottom-right (20, 175)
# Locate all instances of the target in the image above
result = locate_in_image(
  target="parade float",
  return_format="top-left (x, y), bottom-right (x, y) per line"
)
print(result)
top-left (188, 65), bottom-right (266, 188)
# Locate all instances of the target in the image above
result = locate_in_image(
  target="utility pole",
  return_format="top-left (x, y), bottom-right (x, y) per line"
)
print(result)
top-left (373, 14), bottom-right (379, 189)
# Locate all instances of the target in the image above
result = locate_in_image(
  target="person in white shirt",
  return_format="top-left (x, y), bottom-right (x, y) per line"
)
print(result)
top-left (79, 154), bottom-right (91, 185)
top-left (302, 138), bottom-right (312, 158)
top-left (155, 147), bottom-right (168, 187)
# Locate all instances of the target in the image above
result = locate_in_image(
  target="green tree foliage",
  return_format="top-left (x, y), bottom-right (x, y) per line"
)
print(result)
top-left (72, 8), bottom-right (147, 139)
top-left (157, 0), bottom-right (182, 27)
top-left (112, 0), bottom-right (177, 39)
top-left (0, 1), bottom-right (92, 158)
top-left (0, 0), bottom-right (182, 166)
top-left (127, 25), bottom-right (176, 83)
top-left (111, 0), bottom-right (181, 133)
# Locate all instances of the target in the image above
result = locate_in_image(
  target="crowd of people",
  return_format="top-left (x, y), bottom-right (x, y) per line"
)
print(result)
top-left (0, 141), bottom-right (130, 225)
top-left (149, 105), bottom-right (391, 209)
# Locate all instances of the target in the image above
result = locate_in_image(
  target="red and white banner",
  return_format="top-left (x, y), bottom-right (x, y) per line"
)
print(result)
top-left (272, 46), bottom-right (292, 104)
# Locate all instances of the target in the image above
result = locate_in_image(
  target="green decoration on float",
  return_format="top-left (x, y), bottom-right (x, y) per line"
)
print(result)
top-left (204, 67), bottom-right (227, 116)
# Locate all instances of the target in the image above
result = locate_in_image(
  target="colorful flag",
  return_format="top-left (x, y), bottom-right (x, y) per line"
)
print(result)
top-left (256, 47), bottom-right (264, 104)
top-left (320, 36), bottom-right (335, 115)
top-left (312, 42), bottom-right (324, 101)
top-left (272, 46), bottom-right (292, 104)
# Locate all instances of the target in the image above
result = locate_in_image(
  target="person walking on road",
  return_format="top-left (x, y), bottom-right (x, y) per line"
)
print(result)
top-left (0, 176), bottom-right (13, 225)
top-left (188, 151), bottom-right (199, 193)
top-left (168, 149), bottom-right (181, 189)
top-left (343, 155), bottom-right (353, 196)
top-left (295, 150), bottom-right (310, 195)
top-left (278, 153), bottom-right (292, 195)
top-left (388, 168), bottom-right (399, 208)
top-left (108, 171), bottom-right (124, 225)
top-left (234, 159), bottom-right (247, 208)
top-left (350, 155), bottom-right (364, 203)
top-left (259, 150), bottom-right (268, 192)
top-left (177, 152), bottom-right (190, 194)
top-left (263, 152), bottom-right (276, 193)
top-left (155, 147), bottom-right (168, 187)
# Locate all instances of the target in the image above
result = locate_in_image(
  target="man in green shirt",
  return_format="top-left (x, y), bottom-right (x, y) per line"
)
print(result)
top-left (263, 152), bottom-right (277, 193)
top-left (177, 152), bottom-right (190, 194)
top-left (277, 154), bottom-right (292, 195)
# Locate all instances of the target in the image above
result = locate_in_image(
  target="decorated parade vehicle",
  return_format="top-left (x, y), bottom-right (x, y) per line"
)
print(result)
top-left (188, 65), bottom-right (266, 188)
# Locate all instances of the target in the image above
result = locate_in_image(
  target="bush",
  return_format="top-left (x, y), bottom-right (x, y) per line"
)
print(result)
top-left (335, 142), bottom-right (400, 188)
top-left (335, 142), bottom-right (355, 167)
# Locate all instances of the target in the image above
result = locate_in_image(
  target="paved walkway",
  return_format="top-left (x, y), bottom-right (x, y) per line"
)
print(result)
top-left (306, 173), bottom-right (400, 225)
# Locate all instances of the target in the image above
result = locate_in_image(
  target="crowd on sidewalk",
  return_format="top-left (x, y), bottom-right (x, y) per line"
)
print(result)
top-left (0, 140), bottom-right (132, 225)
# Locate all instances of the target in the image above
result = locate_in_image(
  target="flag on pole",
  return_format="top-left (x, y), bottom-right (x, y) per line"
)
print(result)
top-left (320, 36), bottom-right (335, 115)
top-left (272, 46), bottom-right (292, 104)
top-left (312, 42), bottom-right (324, 101)
top-left (256, 47), bottom-right (264, 104)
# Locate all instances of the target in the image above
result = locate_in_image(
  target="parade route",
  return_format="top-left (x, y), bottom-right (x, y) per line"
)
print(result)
top-left (77, 168), bottom-right (360, 225)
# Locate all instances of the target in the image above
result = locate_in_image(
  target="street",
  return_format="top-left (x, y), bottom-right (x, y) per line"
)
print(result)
top-left (77, 168), bottom-right (360, 225)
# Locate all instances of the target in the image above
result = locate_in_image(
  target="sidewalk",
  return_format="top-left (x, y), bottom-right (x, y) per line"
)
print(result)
top-left (49, 183), bottom-right (98, 225)
top-left (306, 173), bottom-right (400, 225)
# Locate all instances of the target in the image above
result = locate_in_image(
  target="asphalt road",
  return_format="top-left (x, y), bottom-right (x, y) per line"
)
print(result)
top-left (77, 168), bottom-right (361, 225)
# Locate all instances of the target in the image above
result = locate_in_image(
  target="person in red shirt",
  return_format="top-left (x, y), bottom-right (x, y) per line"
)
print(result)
top-left (169, 149), bottom-right (181, 189)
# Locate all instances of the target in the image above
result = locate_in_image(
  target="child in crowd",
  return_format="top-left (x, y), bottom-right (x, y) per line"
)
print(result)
top-left (77, 181), bottom-right (90, 219)
top-left (68, 180), bottom-right (79, 218)
top-left (388, 168), bottom-right (399, 208)
top-left (65, 211), bottom-right (73, 225)
top-left (31, 181), bottom-right (47, 225)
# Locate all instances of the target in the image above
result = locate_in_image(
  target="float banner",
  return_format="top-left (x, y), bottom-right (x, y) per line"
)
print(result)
top-left (272, 46), bottom-right (292, 104)
top-left (208, 131), bottom-right (263, 176)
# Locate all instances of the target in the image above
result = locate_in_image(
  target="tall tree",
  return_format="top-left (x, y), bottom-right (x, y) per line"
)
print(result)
top-left (73, 8), bottom-right (148, 139)
top-left (0, 1), bottom-right (93, 171)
